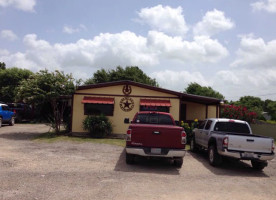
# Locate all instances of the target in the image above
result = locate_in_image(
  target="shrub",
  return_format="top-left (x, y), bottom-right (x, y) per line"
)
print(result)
top-left (82, 114), bottom-right (112, 138)
top-left (221, 104), bottom-right (257, 123)
top-left (180, 119), bottom-right (199, 144)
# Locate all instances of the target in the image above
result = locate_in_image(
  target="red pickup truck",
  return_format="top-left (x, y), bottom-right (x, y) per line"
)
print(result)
top-left (125, 111), bottom-right (186, 167)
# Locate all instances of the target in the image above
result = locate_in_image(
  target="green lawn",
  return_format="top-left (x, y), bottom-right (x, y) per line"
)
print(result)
top-left (33, 132), bottom-right (125, 147)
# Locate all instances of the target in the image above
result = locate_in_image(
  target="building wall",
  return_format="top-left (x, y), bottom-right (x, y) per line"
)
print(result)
top-left (183, 102), bottom-right (218, 121)
top-left (72, 84), bottom-right (180, 134)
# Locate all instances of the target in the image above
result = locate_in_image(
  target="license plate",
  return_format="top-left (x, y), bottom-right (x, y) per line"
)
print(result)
top-left (242, 152), bottom-right (254, 158)
top-left (151, 148), bottom-right (161, 154)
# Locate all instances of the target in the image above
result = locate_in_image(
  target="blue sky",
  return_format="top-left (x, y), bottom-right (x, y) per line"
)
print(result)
top-left (1, 0), bottom-right (276, 101)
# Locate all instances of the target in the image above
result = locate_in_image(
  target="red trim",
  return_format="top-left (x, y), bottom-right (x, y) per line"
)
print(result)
top-left (81, 97), bottom-right (114, 104)
top-left (140, 99), bottom-right (171, 107)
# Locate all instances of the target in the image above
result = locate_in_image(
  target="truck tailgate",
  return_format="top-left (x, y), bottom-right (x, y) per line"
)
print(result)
top-left (228, 135), bottom-right (273, 153)
top-left (130, 124), bottom-right (183, 149)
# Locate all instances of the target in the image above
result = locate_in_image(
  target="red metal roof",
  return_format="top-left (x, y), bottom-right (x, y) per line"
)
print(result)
top-left (140, 99), bottom-right (171, 107)
top-left (81, 97), bottom-right (114, 104)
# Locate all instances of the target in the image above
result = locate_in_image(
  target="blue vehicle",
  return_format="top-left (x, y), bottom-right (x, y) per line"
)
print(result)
top-left (0, 103), bottom-right (15, 128)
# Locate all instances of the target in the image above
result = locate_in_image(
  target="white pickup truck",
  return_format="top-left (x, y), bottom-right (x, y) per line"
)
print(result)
top-left (191, 118), bottom-right (275, 170)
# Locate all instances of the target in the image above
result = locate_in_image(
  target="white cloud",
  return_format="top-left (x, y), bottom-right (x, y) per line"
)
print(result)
top-left (251, 0), bottom-right (276, 13)
top-left (152, 70), bottom-right (209, 92)
top-left (148, 31), bottom-right (228, 63)
top-left (0, 32), bottom-right (159, 72)
top-left (138, 5), bottom-right (189, 36)
top-left (1, 30), bottom-right (18, 41)
top-left (63, 24), bottom-right (87, 34)
top-left (193, 9), bottom-right (235, 36)
top-left (0, 0), bottom-right (36, 12)
top-left (231, 35), bottom-right (276, 68)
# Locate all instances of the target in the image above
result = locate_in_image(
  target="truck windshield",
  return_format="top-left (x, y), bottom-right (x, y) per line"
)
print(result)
top-left (135, 113), bottom-right (174, 125)
top-left (214, 122), bottom-right (250, 134)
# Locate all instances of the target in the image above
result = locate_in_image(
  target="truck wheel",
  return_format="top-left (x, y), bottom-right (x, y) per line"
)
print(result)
top-left (251, 160), bottom-right (267, 171)
top-left (190, 137), bottom-right (198, 153)
top-left (9, 117), bottom-right (15, 126)
top-left (174, 158), bottom-right (183, 168)
top-left (0, 118), bottom-right (2, 128)
top-left (208, 145), bottom-right (222, 166)
top-left (126, 153), bottom-right (135, 165)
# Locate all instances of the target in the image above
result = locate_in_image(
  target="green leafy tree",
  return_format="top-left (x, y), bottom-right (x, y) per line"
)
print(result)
top-left (0, 62), bottom-right (6, 70)
top-left (266, 101), bottom-right (276, 120)
top-left (185, 82), bottom-right (224, 99)
top-left (16, 70), bottom-right (76, 133)
top-left (85, 66), bottom-right (159, 87)
top-left (0, 67), bottom-right (33, 102)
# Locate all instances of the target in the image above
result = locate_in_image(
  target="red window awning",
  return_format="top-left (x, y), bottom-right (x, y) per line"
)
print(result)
top-left (140, 99), bottom-right (171, 107)
top-left (81, 97), bottom-right (114, 104)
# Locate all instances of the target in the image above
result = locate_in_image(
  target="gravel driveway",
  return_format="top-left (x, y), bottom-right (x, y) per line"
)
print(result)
top-left (0, 124), bottom-right (275, 200)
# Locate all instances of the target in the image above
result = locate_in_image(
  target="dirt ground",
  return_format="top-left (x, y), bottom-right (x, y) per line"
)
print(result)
top-left (0, 124), bottom-right (275, 200)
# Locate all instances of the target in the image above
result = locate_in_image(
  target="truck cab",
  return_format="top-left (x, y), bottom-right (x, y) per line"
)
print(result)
top-left (0, 104), bottom-right (15, 127)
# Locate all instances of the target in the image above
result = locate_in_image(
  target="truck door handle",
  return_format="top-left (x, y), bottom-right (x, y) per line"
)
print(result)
top-left (247, 139), bottom-right (254, 142)
top-left (153, 131), bottom-right (160, 135)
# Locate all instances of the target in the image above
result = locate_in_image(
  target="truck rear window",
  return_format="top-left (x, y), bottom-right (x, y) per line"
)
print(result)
top-left (214, 122), bottom-right (250, 134)
top-left (135, 113), bottom-right (174, 125)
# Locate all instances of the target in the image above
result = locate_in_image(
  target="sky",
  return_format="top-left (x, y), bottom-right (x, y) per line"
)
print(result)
top-left (1, 0), bottom-right (276, 101)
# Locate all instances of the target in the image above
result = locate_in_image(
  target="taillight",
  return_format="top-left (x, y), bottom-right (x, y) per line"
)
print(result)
top-left (126, 129), bottom-right (132, 141)
top-left (181, 131), bottom-right (186, 144)
top-left (272, 141), bottom-right (275, 152)
top-left (223, 137), bottom-right (228, 148)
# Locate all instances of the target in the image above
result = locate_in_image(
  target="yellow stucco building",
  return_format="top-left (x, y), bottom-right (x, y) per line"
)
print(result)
top-left (71, 81), bottom-right (222, 134)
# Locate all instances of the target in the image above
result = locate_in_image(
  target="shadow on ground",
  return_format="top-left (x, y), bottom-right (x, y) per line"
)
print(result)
top-left (189, 150), bottom-right (269, 178)
top-left (0, 132), bottom-right (42, 140)
top-left (114, 149), bottom-right (181, 175)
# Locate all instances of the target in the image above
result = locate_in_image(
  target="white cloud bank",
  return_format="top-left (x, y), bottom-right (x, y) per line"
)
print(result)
top-left (0, 0), bottom-right (36, 12)
top-left (252, 0), bottom-right (276, 13)
top-left (1, 29), bottom-right (18, 41)
top-left (138, 5), bottom-right (189, 36)
top-left (231, 34), bottom-right (276, 68)
top-left (193, 9), bottom-right (235, 36)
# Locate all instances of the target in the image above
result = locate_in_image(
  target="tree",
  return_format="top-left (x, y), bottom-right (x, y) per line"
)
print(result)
top-left (234, 96), bottom-right (264, 119)
top-left (185, 82), bottom-right (224, 99)
top-left (16, 70), bottom-right (76, 133)
top-left (266, 101), bottom-right (276, 120)
top-left (0, 62), bottom-right (6, 70)
top-left (85, 66), bottom-right (159, 87)
top-left (0, 67), bottom-right (33, 102)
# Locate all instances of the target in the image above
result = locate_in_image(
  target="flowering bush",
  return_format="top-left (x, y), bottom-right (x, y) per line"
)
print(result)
top-left (221, 104), bottom-right (257, 123)
top-left (180, 119), bottom-right (199, 144)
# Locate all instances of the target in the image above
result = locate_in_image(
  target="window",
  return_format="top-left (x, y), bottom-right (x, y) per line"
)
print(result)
top-left (135, 113), bottom-right (174, 125)
top-left (214, 122), bottom-right (250, 134)
top-left (84, 104), bottom-right (114, 116)
top-left (140, 106), bottom-right (170, 113)
top-left (198, 120), bottom-right (206, 129)
top-left (204, 120), bottom-right (213, 130)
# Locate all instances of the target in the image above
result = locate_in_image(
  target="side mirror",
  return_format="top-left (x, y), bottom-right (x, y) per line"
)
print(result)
top-left (124, 118), bottom-right (130, 124)
top-left (175, 120), bottom-right (179, 126)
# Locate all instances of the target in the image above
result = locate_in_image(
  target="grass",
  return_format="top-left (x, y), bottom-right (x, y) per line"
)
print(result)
top-left (33, 132), bottom-right (126, 147)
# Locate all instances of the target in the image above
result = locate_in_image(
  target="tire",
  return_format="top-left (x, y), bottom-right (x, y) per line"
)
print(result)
top-left (251, 160), bottom-right (267, 171)
top-left (126, 153), bottom-right (135, 165)
top-left (9, 117), bottom-right (15, 126)
top-left (0, 117), bottom-right (2, 128)
top-left (208, 145), bottom-right (222, 166)
top-left (190, 137), bottom-right (198, 153)
top-left (174, 158), bottom-right (183, 168)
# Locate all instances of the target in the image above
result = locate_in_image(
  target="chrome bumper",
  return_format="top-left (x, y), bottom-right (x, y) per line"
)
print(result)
top-left (218, 149), bottom-right (275, 161)
top-left (126, 147), bottom-right (186, 158)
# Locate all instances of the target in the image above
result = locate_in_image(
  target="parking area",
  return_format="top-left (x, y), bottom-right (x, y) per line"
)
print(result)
top-left (0, 124), bottom-right (276, 200)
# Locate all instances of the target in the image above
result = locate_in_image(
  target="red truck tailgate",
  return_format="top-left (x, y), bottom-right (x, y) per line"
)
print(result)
top-left (128, 124), bottom-right (184, 149)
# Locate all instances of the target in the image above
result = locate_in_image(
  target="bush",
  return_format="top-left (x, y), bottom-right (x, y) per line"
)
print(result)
top-left (180, 119), bottom-right (199, 144)
top-left (82, 114), bottom-right (112, 138)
